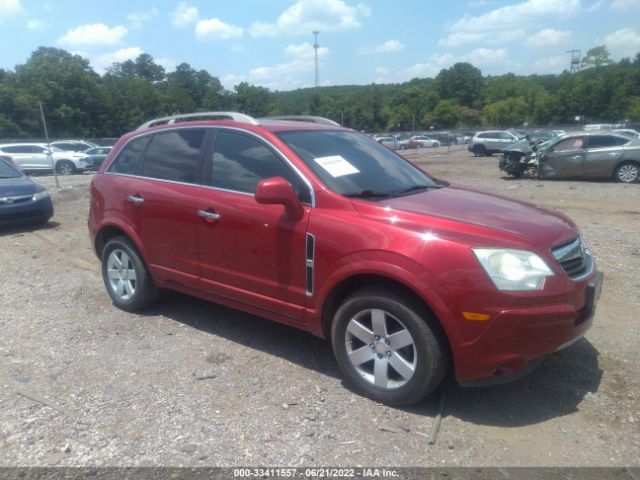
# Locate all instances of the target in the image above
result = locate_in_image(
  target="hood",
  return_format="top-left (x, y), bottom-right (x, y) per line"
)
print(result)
top-left (361, 184), bottom-right (576, 248)
top-left (0, 176), bottom-right (39, 196)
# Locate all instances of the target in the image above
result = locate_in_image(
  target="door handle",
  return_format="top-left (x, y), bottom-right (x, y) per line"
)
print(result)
top-left (609, 152), bottom-right (621, 156)
top-left (570, 156), bottom-right (581, 161)
top-left (127, 195), bottom-right (144, 205)
top-left (198, 210), bottom-right (221, 222)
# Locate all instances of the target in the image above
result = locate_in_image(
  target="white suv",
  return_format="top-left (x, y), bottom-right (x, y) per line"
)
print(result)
top-left (0, 143), bottom-right (90, 175)
top-left (467, 130), bottom-right (520, 156)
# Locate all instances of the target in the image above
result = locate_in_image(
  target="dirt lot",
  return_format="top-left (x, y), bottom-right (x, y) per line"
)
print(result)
top-left (1, 146), bottom-right (639, 467)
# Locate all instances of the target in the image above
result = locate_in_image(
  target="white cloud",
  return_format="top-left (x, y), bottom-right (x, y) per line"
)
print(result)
top-left (603, 28), bottom-right (640, 58)
top-left (92, 47), bottom-right (144, 73)
top-left (525, 28), bottom-right (571, 47)
top-left (26, 19), bottom-right (45, 30)
top-left (245, 42), bottom-right (329, 90)
top-left (611, 0), bottom-right (640, 11)
top-left (460, 48), bottom-right (513, 67)
top-left (195, 18), bottom-right (243, 40)
top-left (127, 7), bottom-right (159, 29)
top-left (58, 23), bottom-right (128, 47)
top-left (439, 29), bottom-right (524, 47)
top-left (448, 0), bottom-right (579, 32)
top-left (532, 55), bottom-right (568, 73)
top-left (0, 0), bottom-right (22, 21)
top-left (586, 0), bottom-right (605, 12)
top-left (221, 73), bottom-right (246, 89)
top-left (170, 1), bottom-right (198, 27)
top-left (358, 40), bottom-right (404, 55)
top-left (249, 0), bottom-right (370, 37)
top-left (156, 57), bottom-right (177, 72)
top-left (403, 53), bottom-right (456, 79)
top-left (375, 66), bottom-right (389, 75)
top-left (230, 44), bottom-right (245, 53)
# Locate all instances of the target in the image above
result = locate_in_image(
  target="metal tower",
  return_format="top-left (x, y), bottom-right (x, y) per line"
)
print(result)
top-left (313, 30), bottom-right (319, 88)
top-left (567, 50), bottom-right (581, 73)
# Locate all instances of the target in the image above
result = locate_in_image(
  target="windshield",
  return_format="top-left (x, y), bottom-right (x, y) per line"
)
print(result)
top-left (0, 159), bottom-right (23, 179)
top-left (49, 146), bottom-right (64, 152)
top-left (277, 130), bottom-right (438, 197)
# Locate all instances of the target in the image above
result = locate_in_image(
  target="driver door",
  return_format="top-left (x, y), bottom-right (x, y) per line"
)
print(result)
top-left (540, 136), bottom-right (586, 178)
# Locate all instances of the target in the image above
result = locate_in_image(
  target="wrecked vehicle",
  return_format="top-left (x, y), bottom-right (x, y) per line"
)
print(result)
top-left (499, 131), bottom-right (640, 183)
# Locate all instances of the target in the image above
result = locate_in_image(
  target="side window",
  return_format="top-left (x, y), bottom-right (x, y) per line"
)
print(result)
top-left (500, 132), bottom-right (514, 140)
top-left (2, 146), bottom-right (24, 154)
top-left (142, 129), bottom-right (205, 183)
top-left (588, 135), bottom-right (628, 149)
top-left (31, 146), bottom-right (48, 153)
top-left (108, 136), bottom-right (151, 175)
top-left (211, 131), bottom-right (310, 202)
top-left (552, 137), bottom-right (585, 152)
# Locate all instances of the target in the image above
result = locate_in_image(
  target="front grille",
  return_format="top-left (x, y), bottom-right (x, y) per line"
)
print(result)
top-left (551, 237), bottom-right (593, 279)
top-left (0, 194), bottom-right (32, 205)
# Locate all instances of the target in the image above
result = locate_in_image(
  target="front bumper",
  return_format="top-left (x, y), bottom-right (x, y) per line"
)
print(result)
top-left (455, 271), bottom-right (603, 385)
top-left (0, 196), bottom-right (54, 227)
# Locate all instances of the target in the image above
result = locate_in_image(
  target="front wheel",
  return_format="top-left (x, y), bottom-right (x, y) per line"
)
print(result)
top-left (101, 236), bottom-right (158, 312)
top-left (615, 162), bottom-right (639, 183)
top-left (473, 145), bottom-right (485, 157)
top-left (55, 160), bottom-right (76, 175)
top-left (331, 286), bottom-right (448, 406)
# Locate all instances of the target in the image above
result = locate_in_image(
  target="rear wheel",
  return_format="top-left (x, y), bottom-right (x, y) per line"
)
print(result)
top-left (331, 286), bottom-right (448, 406)
top-left (55, 160), bottom-right (76, 175)
top-left (473, 145), bottom-right (485, 157)
top-left (615, 162), bottom-right (639, 183)
top-left (101, 236), bottom-right (158, 312)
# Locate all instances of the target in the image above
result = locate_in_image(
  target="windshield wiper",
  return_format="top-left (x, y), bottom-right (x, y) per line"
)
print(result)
top-left (395, 184), bottom-right (444, 196)
top-left (343, 190), bottom-right (396, 199)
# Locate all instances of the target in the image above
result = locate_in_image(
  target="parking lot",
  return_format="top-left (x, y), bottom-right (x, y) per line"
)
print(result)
top-left (0, 145), bottom-right (639, 467)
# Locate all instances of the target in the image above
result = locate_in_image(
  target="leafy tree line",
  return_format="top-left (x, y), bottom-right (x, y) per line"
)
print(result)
top-left (1, 46), bottom-right (639, 139)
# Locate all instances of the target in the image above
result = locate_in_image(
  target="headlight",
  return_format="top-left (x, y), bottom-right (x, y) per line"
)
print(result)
top-left (32, 190), bottom-right (49, 201)
top-left (473, 248), bottom-right (554, 291)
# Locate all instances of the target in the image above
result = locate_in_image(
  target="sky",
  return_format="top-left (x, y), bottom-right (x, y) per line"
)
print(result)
top-left (1, 0), bottom-right (640, 91)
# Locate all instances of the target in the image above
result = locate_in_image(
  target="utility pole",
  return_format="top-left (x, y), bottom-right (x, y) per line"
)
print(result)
top-left (313, 30), bottom-right (319, 88)
top-left (39, 102), bottom-right (59, 188)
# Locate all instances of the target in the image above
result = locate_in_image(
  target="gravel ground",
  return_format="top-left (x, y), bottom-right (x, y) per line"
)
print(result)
top-left (0, 146), bottom-right (639, 467)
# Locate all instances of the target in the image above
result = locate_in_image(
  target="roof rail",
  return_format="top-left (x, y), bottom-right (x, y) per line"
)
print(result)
top-left (264, 115), bottom-right (341, 127)
top-left (137, 111), bottom-right (259, 130)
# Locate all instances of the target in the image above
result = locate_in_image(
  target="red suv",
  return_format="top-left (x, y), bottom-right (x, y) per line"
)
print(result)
top-left (88, 112), bottom-right (603, 405)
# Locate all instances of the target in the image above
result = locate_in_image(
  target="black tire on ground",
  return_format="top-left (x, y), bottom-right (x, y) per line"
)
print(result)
top-left (55, 160), bottom-right (76, 175)
top-left (473, 145), bottom-right (485, 157)
top-left (101, 235), bottom-right (158, 312)
top-left (614, 161), bottom-right (639, 183)
top-left (331, 285), bottom-right (448, 406)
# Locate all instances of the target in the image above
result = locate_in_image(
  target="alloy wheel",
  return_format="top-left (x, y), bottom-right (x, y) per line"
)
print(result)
top-left (106, 248), bottom-right (137, 300)
top-left (345, 308), bottom-right (417, 389)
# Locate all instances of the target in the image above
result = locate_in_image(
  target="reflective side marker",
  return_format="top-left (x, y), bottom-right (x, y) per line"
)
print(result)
top-left (462, 312), bottom-right (491, 321)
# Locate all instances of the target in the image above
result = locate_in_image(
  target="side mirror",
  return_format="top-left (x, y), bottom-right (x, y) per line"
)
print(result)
top-left (255, 177), bottom-right (304, 222)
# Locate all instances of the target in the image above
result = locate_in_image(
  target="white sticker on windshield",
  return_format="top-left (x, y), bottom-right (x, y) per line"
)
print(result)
top-left (313, 155), bottom-right (359, 177)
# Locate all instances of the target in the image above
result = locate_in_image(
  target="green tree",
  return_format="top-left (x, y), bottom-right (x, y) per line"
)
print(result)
top-left (581, 45), bottom-right (612, 69)
top-left (435, 62), bottom-right (482, 107)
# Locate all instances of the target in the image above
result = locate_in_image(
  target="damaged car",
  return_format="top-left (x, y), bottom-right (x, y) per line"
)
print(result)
top-left (499, 131), bottom-right (640, 183)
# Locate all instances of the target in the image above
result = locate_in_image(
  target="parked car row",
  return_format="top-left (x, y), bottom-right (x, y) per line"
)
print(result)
top-left (0, 141), bottom-right (111, 175)
top-left (0, 157), bottom-right (53, 227)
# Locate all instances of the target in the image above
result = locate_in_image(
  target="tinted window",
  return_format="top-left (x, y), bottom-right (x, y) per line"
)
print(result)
top-left (499, 132), bottom-right (514, 140)
top-left (588, 135), bottom-right (628, 148)
top-left (212, 131), bottom-right (309, 201)
top-left (108, 136), bottom-right (151, 175)
top-left (142, 129), bottom-right (205, 183)
top-left (278, 130), bottom-right (436, 197)
top-left (0, 159), bottom-right (21, 178)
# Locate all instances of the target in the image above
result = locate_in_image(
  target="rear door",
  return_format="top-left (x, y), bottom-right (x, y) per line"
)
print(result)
top-left (540, 136), bottom-right (586, 178)
top-left (195, 129), bottom-right (311, 320)
top-left (125, 128), bottom-right (208, 289)
top-left (582, 135), bottom-right (629, 178)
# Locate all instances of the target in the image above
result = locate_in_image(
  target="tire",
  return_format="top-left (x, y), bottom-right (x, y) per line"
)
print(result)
top-left (56, 160), bottom-right (76, 175)
top-left (473, 145), bottom-right (485, 157)
top-left (433, 142), bottom-right (440, 148)
top-left (614, 162), bottom-right (639, 183)
top-left (331, 285), bottom-right (448, 406)
top-left (101, 235), bottom-right (158, 312)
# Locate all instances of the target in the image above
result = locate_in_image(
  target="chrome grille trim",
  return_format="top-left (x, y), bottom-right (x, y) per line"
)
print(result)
top-left (551, 236), bottom-right (594, 281)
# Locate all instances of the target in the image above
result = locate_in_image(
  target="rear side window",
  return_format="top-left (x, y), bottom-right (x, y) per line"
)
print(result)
top-left (211, 131), bottom-right (309, 202)
top-left (108, 136), bottom-right (151, 175)
top-left (142, 129), bottom-right (205, 183)
top-left (587, 135), bottom-right (628, 148)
